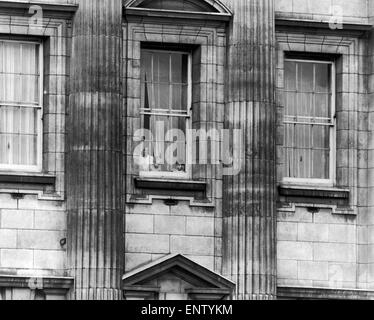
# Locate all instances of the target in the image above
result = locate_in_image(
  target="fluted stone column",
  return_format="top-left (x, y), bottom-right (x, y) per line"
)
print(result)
top-left (67, 0), bottom-right (124, 300)
top-left (222, 0), bottom-right (277, 300)
top-left (366, 9), bottom-right (374, 289)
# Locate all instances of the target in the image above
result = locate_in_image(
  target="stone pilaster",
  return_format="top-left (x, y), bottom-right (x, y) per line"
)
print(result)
top-left (222, 0), bottom-right (277, 300)
top-left (66, 0), bottom-right (124, 300)
top-left (365, 7), bottom-right (374, 290)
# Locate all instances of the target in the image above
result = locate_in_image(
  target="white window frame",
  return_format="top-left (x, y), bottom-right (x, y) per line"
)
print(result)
top-left (282, 58), bottom-right (336, 187)
top-left (0, 39), bottom-right (43, 173)
top-left (139, 49), bottom-right (192, 180)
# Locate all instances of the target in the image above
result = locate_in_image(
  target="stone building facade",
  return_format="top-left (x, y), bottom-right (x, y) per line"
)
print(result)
top-left (0, 0), bottom-right (373, 300)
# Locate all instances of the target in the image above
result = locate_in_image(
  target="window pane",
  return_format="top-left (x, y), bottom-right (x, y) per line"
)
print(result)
top-left (140, 114), bottom-right (187, 173)
top-left (158, 84), bottom-right (170, 109)
top-left (21, 75), bottom-right (39, 104)
top-left (298, 62), bottom-right (314, 92)
top-left (315, 63), bottom-right (330, 93)
top-left (141, 51), bottom-right (152, 82)
top-left (153, 115), bottom-right (169, 171)
top-left (283, 60), bottom-right (333, 180)
top-left (140, 50), bottom-right (190, 174)
top-left (171, 84), bottom-right (182, 112)
top-left (142, 81), bottom-right (153, 110)
top-left (285, 61), bottom-right (296, 90)
top-left (296, 92), bottom-right (314, 117)
top-left (0, 106), bottom-right (38, 166)
top-left (285, 91), bottom-right (296, 116)
top-left (171, 53), bottom-right (182, 83)
top-left (170, 116), bottom-right (186, 170)
top-left (295, 124), bottom-right (310, 149)
top-left (314, 93), bottom-right (330, 118)
top-left (3, 42), bottom-right (21, 74)
top-left (0, 41), bottom-right (39, 105)
top-left (313, 125), bottom-right (330, 150)
top-left (0, 40), bottom-right (40, 169)
top-left (182, 55), bottom-right (188, 84)
top-left (312, 149), bottom-right (330, 179)
top-left (155, 52), bottom-right (170, 83)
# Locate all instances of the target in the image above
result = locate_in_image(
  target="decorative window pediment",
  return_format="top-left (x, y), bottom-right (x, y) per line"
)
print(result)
top-left (123, 254), bottom-right (235, 300)
top-left (126, 0), bottom-right (231, 13)
top-left (125, 0), bottom-right (232, 21)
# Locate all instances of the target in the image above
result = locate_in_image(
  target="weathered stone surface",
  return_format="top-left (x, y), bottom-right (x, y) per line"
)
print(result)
top-left (278, 242), bottom-right (313, 261)
top-left (1, 210), bottom-right (34, 230)
top-left (66, 0), bottom-right (124, 300)
top-left (0, 0), bottom-right (374, 300)
top-left (126, 234), bottom-right (170, 254)
top-left (222, 0), bottom-right (277, 300)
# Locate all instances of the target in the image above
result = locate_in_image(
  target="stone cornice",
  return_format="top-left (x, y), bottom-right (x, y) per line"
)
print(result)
top-left (0, 1), bottom-right (78, 19)
top-left (275, 17), bottom-right (372, 36)
top-left (125, 7), bottom-right (231, 22)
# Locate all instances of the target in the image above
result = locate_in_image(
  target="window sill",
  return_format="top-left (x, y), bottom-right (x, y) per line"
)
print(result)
top-left (277, 286), bottom-right (374, 300)
top-left (278, 184), bottom-right (350, 200)
top-left (0, 275), bottom-right (74, 290)
top-left (135, 177), bottom-right (207, 192)
top-left (0, 172), bottom-right (56, 186)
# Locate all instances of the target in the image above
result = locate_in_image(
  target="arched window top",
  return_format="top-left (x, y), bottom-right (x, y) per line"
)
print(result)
top-left (125, 0), bottom-right (232, 15)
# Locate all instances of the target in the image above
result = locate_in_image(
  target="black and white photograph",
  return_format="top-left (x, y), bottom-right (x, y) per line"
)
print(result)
top-left (0, 0), bottom-right (373, 311)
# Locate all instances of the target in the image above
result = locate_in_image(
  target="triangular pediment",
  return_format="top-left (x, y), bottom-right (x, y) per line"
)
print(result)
top-left (125, 0), bottom-right (232, 15)
top-left (123, 254), bottom-right (235, 291)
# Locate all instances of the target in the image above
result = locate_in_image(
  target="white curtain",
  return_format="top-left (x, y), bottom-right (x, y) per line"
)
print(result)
top-left (141, 50), bottom-right (188, 173)
top-left (284, 60), bottom-right (332, 180)
top-left (0, 41), bottom-right (40, 167)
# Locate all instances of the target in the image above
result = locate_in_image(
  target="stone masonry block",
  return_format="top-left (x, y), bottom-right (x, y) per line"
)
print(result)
top-left (328, 225), bottom-right (356, 244)
top-left (0, 230), bottom-right (17, 249)
top-left (154, 216), bottom-right (185, 235)
top-left (170, 236), bottom-right (214, 256)
top-left (1, 210), bottom-right (34, 229)
top-left (17, 230), bottom-right (66, 250)
top-left (329, 263), bottom-right (356, 283)
top-left (277, 222), bottom-right (298, 241)
top-left (125, 253), bottom-right (152, 272)
top-left (277, 241), bottom-right (313, 261)
top-left (0, 194), bottom-right (17, 209)
top-left (314, 243), bottom-right (356, 263)
top-left (126, 214), bottom-right (154, 234)
top-left (186, 217), bottom-right (215, 237)
top-left (34, 211), bottom-right (66, 231)
top-left (298, 223), bottom-right (329, 242)
top-left (298, 261), bottom-right (329, 281)
top-left (186, 255), bottom-right (215, 271)
top-left (0, 249), bottom-right (33, 269)
top-left (126, 234), bottom-right (170, 254)
top-left (277, 259), bottom-right (298, 279)
top-left (33, 250), bottom-right (65, 270)
top-left (314, 210), bottom-right (356, 225)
